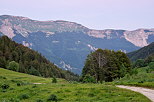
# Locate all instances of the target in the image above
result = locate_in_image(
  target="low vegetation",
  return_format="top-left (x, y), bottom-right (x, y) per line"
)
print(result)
top-left (113, 64), bottom-right (154, 89)
top-left (0, 68), bottom-right (151, 102)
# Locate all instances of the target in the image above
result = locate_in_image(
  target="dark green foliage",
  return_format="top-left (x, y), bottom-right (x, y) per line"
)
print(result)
top-left (16, 81), bottom-right (27, 86)
top-left (52, 77), bottom-right (57, 83)
top-left (47, 94), bottom-right (58, 102)
top-left (9, 98), bottom-right (20, 102)
top-left (7, 61), bottom-right (19, 71)
top-left (0, 57), bottom-right (6, 68)
top-left (81, 49), bottom-right (131, 82)
top-left (29, 67), bottom-right (40, 76)
top-left (132, 53), bottom-right (154, 69)
top-left (82, 74), bottom-right (96, 83)
top-left (36, 99), bottom-right (44, 102)
top-left (16, 82), bottom-right (22, 86)
top-left (148, 62), bottom-right (154, 70)
top-left (1, 84), bottom-right (9, 90)
top-left (19, 94), bottom-right (30, 100)
top-left (130, 68), bottom-right (138, 75)
top-left (133, 59), bottom-right (145, 68)
top-left (127, 42), bottom-right (154, 61)
top-left (0, 36), bottom-right (79, 81)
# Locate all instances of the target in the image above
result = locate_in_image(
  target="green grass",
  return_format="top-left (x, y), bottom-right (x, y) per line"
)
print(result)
top-left (113, 66), bottom-right (154, 89)
top-left (0, 68), bottom-right (151, 102)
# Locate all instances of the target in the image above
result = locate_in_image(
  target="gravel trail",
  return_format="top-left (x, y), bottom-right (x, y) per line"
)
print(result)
top-left (116, 85), bottom-right (154, 102)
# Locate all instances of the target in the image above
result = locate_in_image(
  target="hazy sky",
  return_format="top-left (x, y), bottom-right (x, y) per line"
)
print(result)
top-left (0, 0), bottom-right (154, 30)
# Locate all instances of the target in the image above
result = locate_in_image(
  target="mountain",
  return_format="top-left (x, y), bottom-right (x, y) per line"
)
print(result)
top-left (127, 42), bottom-right (154, 61)
top-left (0, 15), bottom-right (154, 74)
top-left (0, 36), bottom-right (79, 81)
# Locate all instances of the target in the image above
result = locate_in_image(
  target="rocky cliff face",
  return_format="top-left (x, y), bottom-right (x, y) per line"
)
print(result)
top-left (0, 15), bottom-right (88, 38)
top-left (0, 15), bottom-right (154, 47)
top-left (0, 15), bottom-right (154, 74)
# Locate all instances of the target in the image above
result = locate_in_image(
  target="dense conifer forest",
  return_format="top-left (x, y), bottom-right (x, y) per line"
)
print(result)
top-left (0, 36), bottom-right (79, 81)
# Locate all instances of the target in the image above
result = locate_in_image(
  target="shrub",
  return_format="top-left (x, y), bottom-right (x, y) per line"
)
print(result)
top-left (36, 99), bottom-right (44, 102)
top-left (52, 77), bottom-right (57, 83)
top-left (149, 62), bottom-right (154, 70)
top-left (138, 81), bottom-right (144, 83)
top-left (29, 67), bottom-right (40, 76)
top-left (1, 84), bottom-right (9, 90)
top-left (130, 68), bottom-right (138, 75)
top-left (7, 61), bottom-right (19, 71)
top-left (19, 94), bottom-right (30, 100)
top-left (0, 76), bottom-right (7, 79)
top-left (133, 59), bottom-right (145, 68)
top-left (82, 74), bottom-right (96, 83)
top-left (9, 98), bottom-right (20, 102)
top-left (47, 94), bottom-right (58, 102)
top-left (88, 93), bottom-right (95, 97)
top-left (32, 85), bottom-right (37, 88)
top-left (17, 82), bottom-right (22, 86)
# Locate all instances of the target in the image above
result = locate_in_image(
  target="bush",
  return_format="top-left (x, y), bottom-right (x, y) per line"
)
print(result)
top-left (133, 59), bottom-right (145, 68)
top-left (47, 94), bottom-right (58, 102)
top-left (7, 61), bottom-right (19, 71)
top-left (149, 62), bottom-right (154, 70)
top-left (82, 74), bottom-right (96, 83)
top-left (0, 76), bottom-right (7, 79)
top-left (1, 84), bottom-right (9, 90)
top-left (19, 94), bottom-right (30, 100)
top-left (130, 68), bottom-right (138, 75)
top-left (9, 98), bottom-right (20, 102)
top-left (36, 99), bottom-right (44, 102)
top-left (52, 77), bottom-right (57, 83)
top-left (17, 82), bottom-right (22, 86)
top-left (29, 67), bottom-right (40, 76)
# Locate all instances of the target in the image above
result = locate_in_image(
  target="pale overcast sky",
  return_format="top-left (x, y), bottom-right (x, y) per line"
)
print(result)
top-left (0, 0), bottom-right (154, 30)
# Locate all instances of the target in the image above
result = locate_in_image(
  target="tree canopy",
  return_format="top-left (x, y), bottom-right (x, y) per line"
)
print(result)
top-left (81, 49), bottom-right (131, 82)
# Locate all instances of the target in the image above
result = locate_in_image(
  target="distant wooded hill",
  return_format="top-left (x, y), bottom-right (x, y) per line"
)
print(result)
top-left (0, 36), bottom-right (78, 81)
top-left (127, 42), bottom-right (154, 61)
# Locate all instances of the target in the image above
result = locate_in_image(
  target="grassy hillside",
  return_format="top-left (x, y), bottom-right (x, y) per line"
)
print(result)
top-left (0, 68), bottom-right (151, 102)
top-left (113, 66), bottom-right (154, 89)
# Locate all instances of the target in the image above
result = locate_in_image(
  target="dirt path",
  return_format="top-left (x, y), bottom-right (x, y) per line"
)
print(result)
top-left (116, 85), bottom-right (154, 102)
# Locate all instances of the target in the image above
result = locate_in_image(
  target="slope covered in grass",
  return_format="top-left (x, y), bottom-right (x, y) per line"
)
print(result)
top-left (114, 66), bottom-right (154, 89)
top-left (0, 68), bottom-right (151, 102)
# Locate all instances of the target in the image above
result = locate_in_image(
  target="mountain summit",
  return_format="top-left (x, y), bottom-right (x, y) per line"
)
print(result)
top-left (0, 15), bottom-right (154, 74)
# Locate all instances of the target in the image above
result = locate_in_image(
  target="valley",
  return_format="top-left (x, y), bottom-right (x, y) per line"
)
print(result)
top-left (1, 15), bottom-right (154, 74)
top-left (0, 15), bottom-right (154, 102)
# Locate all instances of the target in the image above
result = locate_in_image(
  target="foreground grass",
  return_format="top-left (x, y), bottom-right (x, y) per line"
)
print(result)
top-left (0, 68), bottom-right (151, 102)
top-left (113, 67), bottom-right (154, 89)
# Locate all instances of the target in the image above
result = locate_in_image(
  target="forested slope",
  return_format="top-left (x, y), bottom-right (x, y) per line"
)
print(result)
top-left (0, 36), bottom-right (78, 81)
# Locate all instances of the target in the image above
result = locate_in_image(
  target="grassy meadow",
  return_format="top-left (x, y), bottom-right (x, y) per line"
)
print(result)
top-left (0, 68), bottom-right (151, 102)
top-left (113, 66), bottom-right (154, 89)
